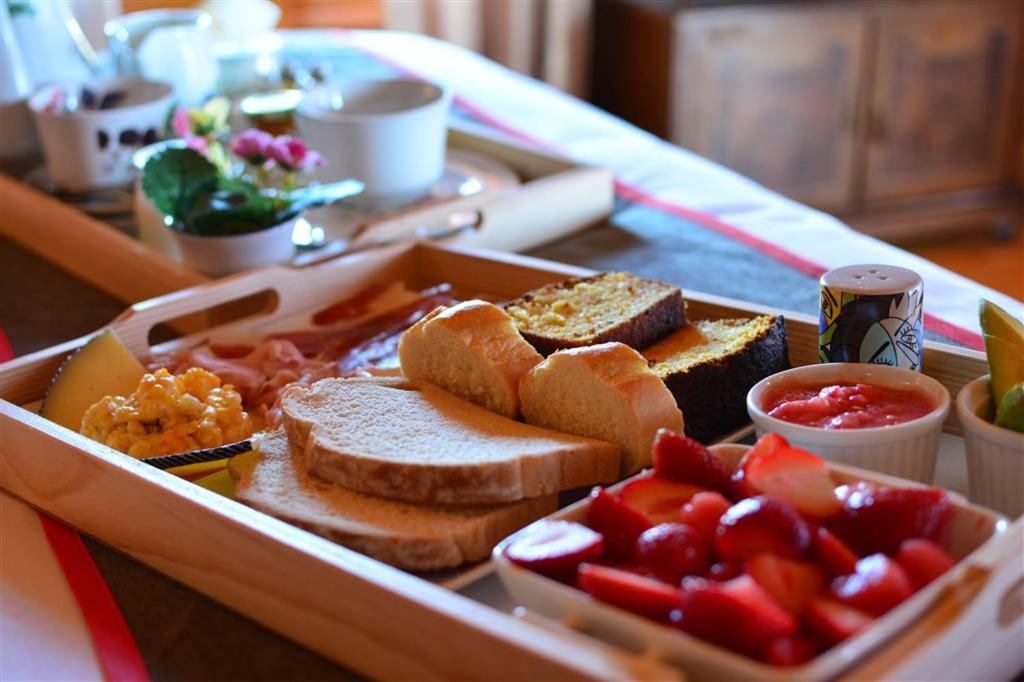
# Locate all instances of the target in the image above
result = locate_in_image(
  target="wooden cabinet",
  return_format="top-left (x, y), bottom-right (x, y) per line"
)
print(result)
top-left (593, 0), bottom-right (1024, 241)
top-left (675, 7), bottom-right (865, 209)
top-left (867, 2), bottom-right (1021, 201)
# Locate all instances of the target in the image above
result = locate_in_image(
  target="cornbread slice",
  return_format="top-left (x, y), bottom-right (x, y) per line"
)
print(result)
top-left (519, 342), bottom-right (685, 475)
top-left (644, 316), bottom-right (789, 442)
top-left (504, 273), bottom-right (686, 356)
top-left (281, 377), bottom-right (620, 504)
top-left (230, 431), bottom-right (558, 571)
top-left (398, 300), bottom-right (543, 418)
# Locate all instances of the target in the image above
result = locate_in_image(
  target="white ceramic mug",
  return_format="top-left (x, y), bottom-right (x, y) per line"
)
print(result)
top-left (295, 79), bottom-right (451, 210)
top-left (105, 9), bottom-right (218, 107)
top-left (28, 78), bottom-right (174, 192)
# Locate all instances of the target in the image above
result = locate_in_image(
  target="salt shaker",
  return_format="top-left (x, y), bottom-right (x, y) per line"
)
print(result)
top-left (819, 264), bottom-right (925, 371)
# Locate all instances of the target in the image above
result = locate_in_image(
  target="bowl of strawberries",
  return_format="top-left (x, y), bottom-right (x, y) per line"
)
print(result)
top-left (493, 430), bottom-right (1007, 681)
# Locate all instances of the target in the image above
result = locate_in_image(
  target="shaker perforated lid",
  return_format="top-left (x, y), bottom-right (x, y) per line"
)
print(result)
top-left (820, 264), bottom-right (922, 296)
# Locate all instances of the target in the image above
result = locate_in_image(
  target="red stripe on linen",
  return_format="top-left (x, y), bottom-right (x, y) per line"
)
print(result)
top-left (338, 35), bottom-right (989, 351)
top-left (39, 515), bottom-right (150, 682)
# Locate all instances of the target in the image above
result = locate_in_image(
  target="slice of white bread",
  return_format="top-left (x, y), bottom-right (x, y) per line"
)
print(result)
top-left (230, 431), bottom-right (558, 571)
top-left (281, 376), bottom-right (620, 504)
top-left (398, 300), bottom-right (542, 418)
top-left (519, 342), bottom-right (685, 475)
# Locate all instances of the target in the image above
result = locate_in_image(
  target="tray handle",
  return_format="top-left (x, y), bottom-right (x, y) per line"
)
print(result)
top-left (107, 265), bottom-right (299, 356)
top-left (512, 608), bottom-right (686, 681)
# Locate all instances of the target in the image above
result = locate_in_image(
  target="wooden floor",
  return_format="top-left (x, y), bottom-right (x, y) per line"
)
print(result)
top-left (908, 230), bottom-right (1024, 303)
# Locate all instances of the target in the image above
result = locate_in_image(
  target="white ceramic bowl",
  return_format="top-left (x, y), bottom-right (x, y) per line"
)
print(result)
top-left (295, 79), bottom-right (451, 210)
top-left (747, 363), bottom-right (950, 483)
top-left (957, 376), bottom-right (1024, 518)
top-left (28, 78), bottom-right (174, 192)
top-left (170, 215), bottom-right (299, 277)
top-left (494, 444), bottom-right (1007, 682)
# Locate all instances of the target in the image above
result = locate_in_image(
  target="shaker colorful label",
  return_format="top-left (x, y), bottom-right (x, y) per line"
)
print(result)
top-left (819, 287), bottom-right (924, 371)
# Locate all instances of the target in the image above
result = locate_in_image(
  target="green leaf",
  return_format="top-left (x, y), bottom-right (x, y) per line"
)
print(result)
top-left (141, 148), bottom-right (220, 222)
top-left (184, 178), bottom-right (287, 236)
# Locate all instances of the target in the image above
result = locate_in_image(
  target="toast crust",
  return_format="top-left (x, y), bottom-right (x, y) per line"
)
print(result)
top-left (232, 431), bottom-right (558, 570)
top-left (281, 377), bottom-right (620, 504)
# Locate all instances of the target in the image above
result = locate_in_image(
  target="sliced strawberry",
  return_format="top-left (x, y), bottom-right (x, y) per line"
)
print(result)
top-left (746, 553), bottom-right (826, 615)
top-left (705, 560), bottom-right (743, 582)
top-left (619, 476), bottom-right (709, 525)
top-left (896, 538), bottom-right (957, 589)
top-left (503, 520), bottom-right (604, 579)
top-left (578, 563), bottom-right (686, 619)
top-left (673, 575), bottom-right (797, 657)
top-left (827, 485), bottom-right (953, 556)
top-left (652, 429), bottom-right (735, 495)
top-left (634, 522), bottom-right (711, 583)
top-left (587, 488), bottom-right (652, 559)
top-left (831, 553), bottom-right (914, 615)
top-left (762, 636), bottom-right (819, 666)
top-left (731, 432), bottom-right (789, 497)
top-left (814, 526), bottom-right (860, 577)
top-left (679, 491), bottom-right (732, 539)
top-left (803, 597), bottom-right (875, 647)
top-left (715, 496), bottom-right (812, 561)
top-left (735, 439), bottom-right (840, 517)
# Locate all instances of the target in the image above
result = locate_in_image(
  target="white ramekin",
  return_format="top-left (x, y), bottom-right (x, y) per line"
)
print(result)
top-left (957, 376), bottom-right (1024, 518)
top-left (747, 363), bottom-right (950, 483)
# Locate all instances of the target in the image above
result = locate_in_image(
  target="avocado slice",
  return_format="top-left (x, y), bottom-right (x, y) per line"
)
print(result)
top-left (995, 383), bottom-right (1024, 433)
top-left (979, 299), bottom-right (1024, 406)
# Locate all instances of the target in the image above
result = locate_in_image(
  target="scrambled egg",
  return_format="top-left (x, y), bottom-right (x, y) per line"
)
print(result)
top-left (80, 368), bottom-right (253, 458)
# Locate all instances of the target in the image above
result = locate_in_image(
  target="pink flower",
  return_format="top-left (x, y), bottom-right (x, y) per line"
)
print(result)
top-left (184, 135), bottom-right (208, 154)
top-left (171, 107), bottom-right (192, 138)
top-left (230, 129), bottom-right (274, 164)
top-left (266, 135), bottom-right (324, 172)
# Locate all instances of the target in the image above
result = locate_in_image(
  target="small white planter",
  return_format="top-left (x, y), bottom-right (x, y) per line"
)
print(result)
top-left (170, 215), bottom-right (298, 277)
top-left (957, 376), bottom-right (1024, 518)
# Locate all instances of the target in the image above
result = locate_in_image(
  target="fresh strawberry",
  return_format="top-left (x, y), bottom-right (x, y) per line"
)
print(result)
top-left (587, 488), bottom-right (652, 559)
top-left (827, 484), bottom-right (953, 556)
top-left (734, 437), bottom-right (840, 517)
top-left (634, 523), bottom-right (711, 582)
top-left (705, 560), bottom-right (743, 582)
top-left (896, 538), bottom-right (957, 589)
top-left (652, 429), bottom-right (735, 495)
top-left (679, 491), bottom-right (732, 539)
top-left (831, 554), bottom-right (914, 615)
top-left (715, 496), bottom-right (812, 561)
top-left (619, 476), bottom-right (709, 525)
top-left (761, 636), bottom-right (819, 666)
top-left (814, 526), bottom-right (860, 576)
top-left (673, 575), bottom-right (798, 657)
top-left (731, 432), bottom-right (788, 496)
top-left (503, 520), bottom-right (604, 579)
top-left (578, 563), bottom-right (686, 619)
top-left (803, 598), bottom-right (875, 646)
top-left (746, 553), bottom-right (826, 615)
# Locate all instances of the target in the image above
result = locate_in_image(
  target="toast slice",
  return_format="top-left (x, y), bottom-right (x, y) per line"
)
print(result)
top-left (644, 315), bottom-right (789, 442)
top-left (398, 300), bottom-right (542, 418)
top-left (519, 342), bottom-right (684, 475)
top-left (504, 272), bottom-right (686, 356)
top-left (281, 377), bottom-right (620, 504)
top-left (231, 431), bottom-right (558, 571)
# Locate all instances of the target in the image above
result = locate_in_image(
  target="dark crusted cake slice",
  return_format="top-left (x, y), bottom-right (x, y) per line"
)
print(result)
top-left (504, 272), bottom-right (686, 356)
top-left (644, 315), bottom-right (789, 443)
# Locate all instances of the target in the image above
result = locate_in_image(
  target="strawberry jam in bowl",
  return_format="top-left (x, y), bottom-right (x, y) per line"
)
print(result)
top-left (747, 364), bottom-right (950, 483)
top-left (764, 382), bottom-right (937, 430)
top-left (494, 431), bottom-right (1006, 681)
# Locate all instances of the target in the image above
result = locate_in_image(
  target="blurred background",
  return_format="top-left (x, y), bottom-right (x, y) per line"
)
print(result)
top-left (16, 0), bottom-right (1024, 298)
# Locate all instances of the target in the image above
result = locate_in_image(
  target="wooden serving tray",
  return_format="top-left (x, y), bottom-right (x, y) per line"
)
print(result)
top-left (1, 244), bottom-right (1020, 680)
top-left (0, 124), bottom-right (612, 305)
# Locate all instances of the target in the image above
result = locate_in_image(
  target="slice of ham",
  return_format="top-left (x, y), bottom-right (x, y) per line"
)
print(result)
top-left (150, 283), bottom-right (459, 429)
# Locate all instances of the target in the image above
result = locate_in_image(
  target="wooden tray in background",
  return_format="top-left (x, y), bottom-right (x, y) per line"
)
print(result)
top-left (1, 244), bottom-right (1020, 681)
top-left (0, 124), bottom-right (613, 305)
